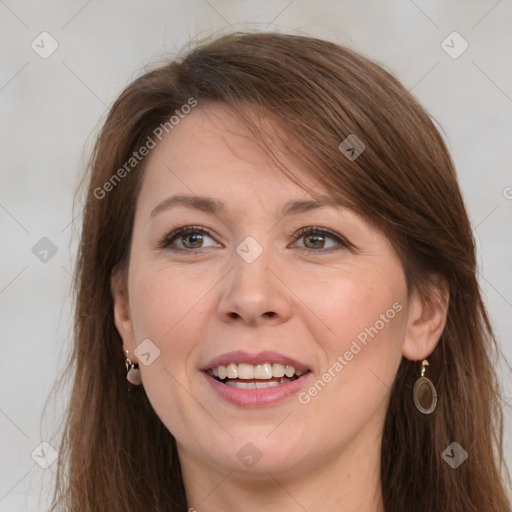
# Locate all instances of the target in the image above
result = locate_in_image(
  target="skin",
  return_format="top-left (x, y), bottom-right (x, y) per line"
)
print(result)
top-left (112, 104), bottom-right (448, 512)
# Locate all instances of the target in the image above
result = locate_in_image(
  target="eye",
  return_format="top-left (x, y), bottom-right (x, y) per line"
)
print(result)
top-left (159, 225), bottom-right (350, 253)
top-left (159, 226), bottom-right (220, 251)
top-left (291, 227), bottom-right (349, 252)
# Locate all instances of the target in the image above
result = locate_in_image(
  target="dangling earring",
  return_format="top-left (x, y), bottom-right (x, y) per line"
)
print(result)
top-left (413, 359), bottom-right (437, 414)
top-left (125, 350), bottom-right (142, 386)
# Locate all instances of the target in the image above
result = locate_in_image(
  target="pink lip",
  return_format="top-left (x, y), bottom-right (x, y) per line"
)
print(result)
top-left (201, 350), bottom-right (311, 373)
top-left (202, 370), bottom-right (312, 407)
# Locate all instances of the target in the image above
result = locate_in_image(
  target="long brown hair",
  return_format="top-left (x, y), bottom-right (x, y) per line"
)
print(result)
top-left (50, 31), bottom-right (511, 511)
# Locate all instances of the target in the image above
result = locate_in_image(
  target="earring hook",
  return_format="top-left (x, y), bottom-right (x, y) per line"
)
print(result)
top-left (420, 359), bottom-right (429, 377)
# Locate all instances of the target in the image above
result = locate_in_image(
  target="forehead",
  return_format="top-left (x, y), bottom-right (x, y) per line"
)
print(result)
top-left (137, 104), bottom-right (330, 212)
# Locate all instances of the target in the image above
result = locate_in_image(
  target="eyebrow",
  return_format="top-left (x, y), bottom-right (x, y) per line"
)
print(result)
top-left (149, 194), bottom-right (343, 219)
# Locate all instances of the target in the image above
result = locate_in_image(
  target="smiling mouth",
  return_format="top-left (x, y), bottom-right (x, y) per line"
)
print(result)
top-left (205, 362), bottom-right (310, 389)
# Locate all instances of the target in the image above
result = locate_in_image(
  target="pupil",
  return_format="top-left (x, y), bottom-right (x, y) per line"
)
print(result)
top-left (185, 233), bottom-right (202, 248)
top-left (306, 235), bottom-right (324, 248)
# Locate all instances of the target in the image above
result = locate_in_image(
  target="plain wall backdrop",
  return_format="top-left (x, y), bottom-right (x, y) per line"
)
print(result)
top-left (1, 1), bottom-right (511, 509)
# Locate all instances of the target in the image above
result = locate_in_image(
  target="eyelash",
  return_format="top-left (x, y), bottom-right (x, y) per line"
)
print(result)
top-left (158, 225), bottom-right (350, 254)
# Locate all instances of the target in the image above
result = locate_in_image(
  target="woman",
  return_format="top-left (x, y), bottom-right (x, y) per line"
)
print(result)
top-left (51, 31), bottom-right (511, 511)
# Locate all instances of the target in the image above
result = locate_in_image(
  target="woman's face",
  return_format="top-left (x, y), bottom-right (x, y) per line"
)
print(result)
top-left (113, 104), bottom-right (429, 481)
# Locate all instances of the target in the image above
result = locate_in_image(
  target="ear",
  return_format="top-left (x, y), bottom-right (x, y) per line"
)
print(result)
top-left (401, 274), bottom-right (449, 361)
top-left (111, 268), bottom-right (137, 359)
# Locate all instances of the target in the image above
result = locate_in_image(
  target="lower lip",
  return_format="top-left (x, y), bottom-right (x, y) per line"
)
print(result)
top-left (202, 371), bottom-right (312, 407)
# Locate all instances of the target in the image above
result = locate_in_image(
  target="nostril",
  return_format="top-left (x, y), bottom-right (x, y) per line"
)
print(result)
top-left (228, 311), bottom-right (275, 319)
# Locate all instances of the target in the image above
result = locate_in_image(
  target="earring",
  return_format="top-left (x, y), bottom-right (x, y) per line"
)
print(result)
top-left (125, 351), bottom-right (142, 386)
top-left (413, 359), bottom-right (437, 414)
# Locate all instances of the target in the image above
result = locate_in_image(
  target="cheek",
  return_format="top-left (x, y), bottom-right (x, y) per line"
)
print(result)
top-left (127, 266), bottom-right (214, 433)
top-left (293, 266), bottom-right (407, 416)
top-left (291, 260), bottom-right (407, 357)
top-left (126, 265), bottom-right (213, 409)
top-left (330, 285), bottom-right (406, 355)
top-left (129, 263), bottom-right (214, 343)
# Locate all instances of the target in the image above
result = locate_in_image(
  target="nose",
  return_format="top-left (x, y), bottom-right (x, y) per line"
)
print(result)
top-left (217, 245), bottom-right (293, 327)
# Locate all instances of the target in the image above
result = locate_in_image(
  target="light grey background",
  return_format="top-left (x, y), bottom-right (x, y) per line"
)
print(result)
top-left (1, 1), bottom-right (511, 510)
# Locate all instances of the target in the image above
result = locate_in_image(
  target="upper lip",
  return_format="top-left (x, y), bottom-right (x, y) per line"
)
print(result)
top-left (201, 350), bottom-right (311, 373)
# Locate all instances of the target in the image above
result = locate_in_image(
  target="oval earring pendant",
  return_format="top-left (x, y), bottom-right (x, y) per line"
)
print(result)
top-left (127, 367), bottom-right (142, 386)
top-left (413, 376), bottom-right (437, 414)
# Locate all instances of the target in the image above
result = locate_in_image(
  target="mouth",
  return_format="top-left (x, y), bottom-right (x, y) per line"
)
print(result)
top-left (201, 351), bottom-right (312, 406)
top-left (205, 362), bottom-right (310, 389)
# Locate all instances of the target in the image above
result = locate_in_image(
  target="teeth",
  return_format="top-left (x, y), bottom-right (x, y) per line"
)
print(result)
top-left (225, 378), bottom-right (293, 389)
top-left (226, 363), bottom-right (238, 379)
top-left (225, 381), bottom-right (256, 389)
top-left (209, 362), bottom-right (306, 379)
top-left (237, 363), bottom-right (255, 379)
top-left (284, 365), bottom-right (295, 377)
top-left (254, 363), bottom-right (272, 379)
top-left (255, 381), bottom-right (279, 388)
top-left (272, 363), bottom-right (285, 377)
